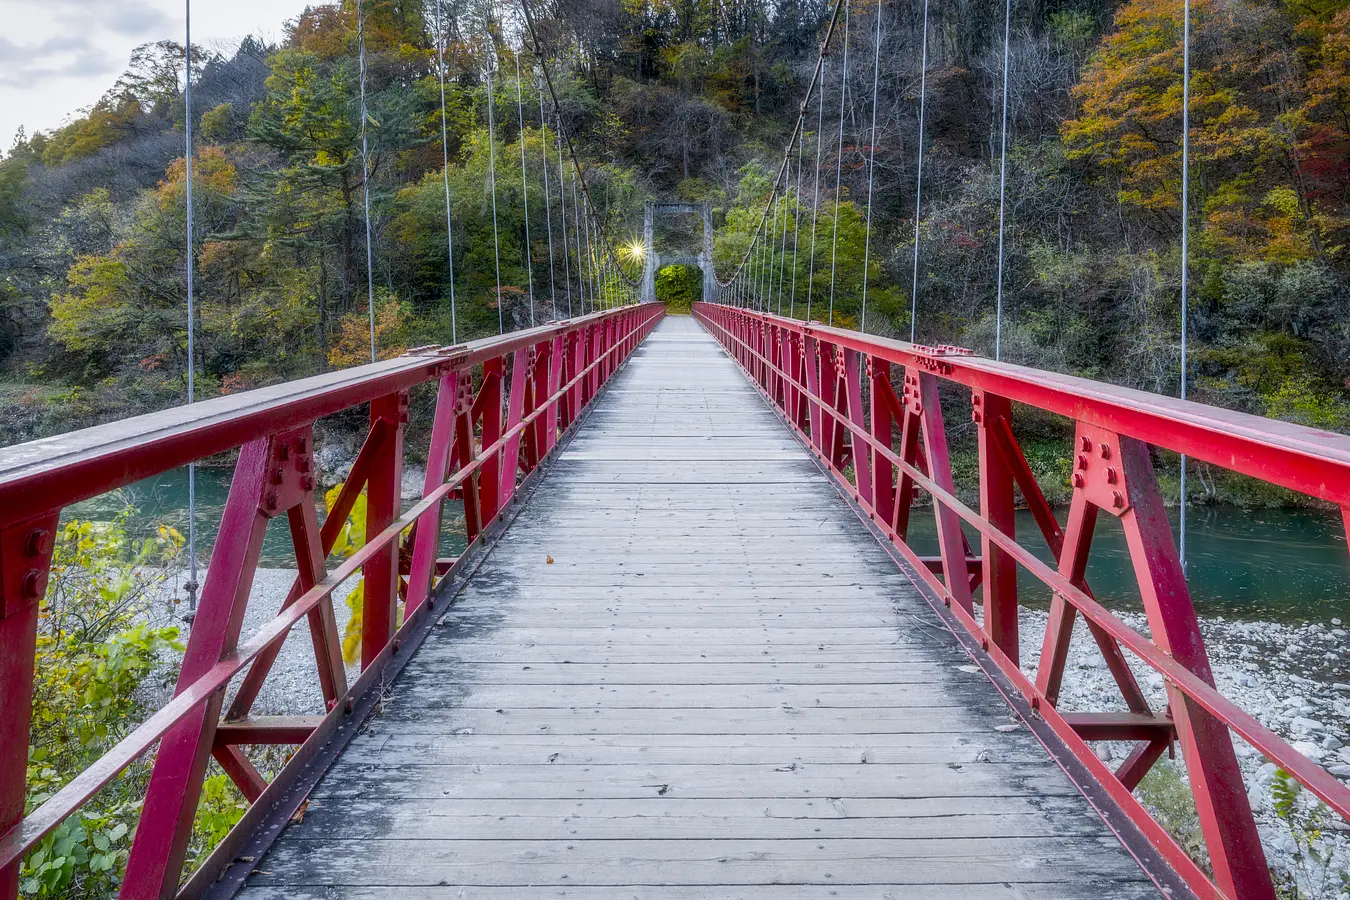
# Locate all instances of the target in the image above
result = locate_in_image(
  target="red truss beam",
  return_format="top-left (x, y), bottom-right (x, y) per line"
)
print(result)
top-left (0, 304), bottom-right (664, 900)
top-left (694, 301), bottom-right (1350, 900)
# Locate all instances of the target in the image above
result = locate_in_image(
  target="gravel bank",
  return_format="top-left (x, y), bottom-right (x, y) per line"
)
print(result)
top-left (1018, 607), bottom-right (1350, 894)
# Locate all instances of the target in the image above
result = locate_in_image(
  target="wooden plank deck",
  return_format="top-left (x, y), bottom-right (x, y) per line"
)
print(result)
top-left (236, 316), bottom-right (1162, 899)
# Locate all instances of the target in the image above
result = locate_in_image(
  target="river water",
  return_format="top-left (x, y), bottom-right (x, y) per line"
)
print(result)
top-left (66, 466), bottom-right (1350, 624)
top-left (66, 466), bottom-right (468, 569)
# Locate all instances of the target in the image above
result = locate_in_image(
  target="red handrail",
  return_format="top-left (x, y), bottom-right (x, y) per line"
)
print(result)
top-left (0, 303), bottom-right (664, 899)
top-left (695, 301), bottom-right (1350, 900)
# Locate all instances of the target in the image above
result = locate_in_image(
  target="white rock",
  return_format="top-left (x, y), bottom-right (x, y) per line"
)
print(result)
top-left (1292, 741), bottom-right (1325, 762)
top-left (1324, 735), bottom-right (1345, 751)
top-left (1284, 695), bottom-right (1307, 708)
top-left (1331, 765), bottom-right (1350, 778)
top-left (1293, 716), bottom-right (1327, 734)
top-left (1333, 618), bottom-right (1343, 626)
top-left (401, 466), bottom-right (427, 501)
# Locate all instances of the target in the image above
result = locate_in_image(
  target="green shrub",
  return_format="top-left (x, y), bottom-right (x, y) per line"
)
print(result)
top-left (21, 510), bottom-right (183, 898)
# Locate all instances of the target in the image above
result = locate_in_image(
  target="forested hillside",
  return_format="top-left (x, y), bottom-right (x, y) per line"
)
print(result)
top-left (0, 0), bottom-right (1347, 449)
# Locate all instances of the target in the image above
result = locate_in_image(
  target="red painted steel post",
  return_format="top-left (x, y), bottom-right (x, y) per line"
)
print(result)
top-left (407, 371), bottom-right (459, 612)
top-left (844, 351), bottom-right (873, 504)
top-left (588, 325), bottom-right (602, 400)
top-left (501, 348), bottom-right (530, 507)
top-left (288, 483), bottom-right (349, 702)
top-left (120, 435), bottom-right (282, 899)
top-left (975, 391), bottom-right (1018, 663)
top-left (546, 334), bottom-right (565, 446)
top-left (803, 337), bottom-right (823, 452)
top-left (455, 382), bottom-right (483, 542)
top-left (817, 343), bottom-right (841, 466)
top-left (477, 360), bottom-right (504, 525)
top-left (569, 329), bottom-right (585, 422)
top-left (1035, 490), bottom-right (1098, 704)
top-left (0, 514), bottom-right (58, 900)
top-left (890, 400), bottom-right (921, 540)
top-left (1112, 432), bottom-right (1276, 899)
top-left (361, 392), bottom-right (407, 669)
top-left (869, 360), bottom-right (896, 527)
top-left (911, 369), bottom-right (974, 613)
top-left (775, 326), bottom-right (788, 409)
top-left (530, 340), bottom-right (552, 461)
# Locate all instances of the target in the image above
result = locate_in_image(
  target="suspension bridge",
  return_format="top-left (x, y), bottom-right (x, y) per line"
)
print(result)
top-left (1, 0), bottom-right (1349, 896)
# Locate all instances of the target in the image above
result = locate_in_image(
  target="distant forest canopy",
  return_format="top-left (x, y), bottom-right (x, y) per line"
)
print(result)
top-left (0, 0), bottom-right (1347, 447)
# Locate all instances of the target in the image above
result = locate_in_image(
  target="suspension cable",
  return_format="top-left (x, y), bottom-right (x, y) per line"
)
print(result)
top-left (571, 171), bottom-right (588, 311)
top-left (483, 26), bottom-right (505, 334)
top-left (776, 157), bottom-right (790, 315)
top-left (433, 0), bottom-right (460, 343)
top-left (789, 127), bottom-right (804, 318)
top-left (519, 0), bottom-right (641, 288)
top-left (859, 0), bottom-right (883, 334)
top-left (1179, 0), bottom-right (1191, 568)
top-left (183, 0), bottom-right (198, 615)
top-left (806, 59), bottom-right (827, 320)
top-left (514, 51), bottom-right (536, 327)
top-left (554, 110), bottom-right (574, 317)
top-left (827, 0), bottom-right (851, 327)
top-left (716, 0), bottom-right (846, 290)
top-left (536, 73), bottom-right (558, 321)
top-left (357, 0), bottom-right (378, 360)
top-left (909, 0), bottom-right (930, 342)
top-left (994, 0), bottom-right (1012, 360)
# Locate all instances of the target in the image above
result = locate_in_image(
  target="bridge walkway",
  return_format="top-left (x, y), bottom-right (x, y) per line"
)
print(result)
top-left (235, 315), bottom-right (1161, 899)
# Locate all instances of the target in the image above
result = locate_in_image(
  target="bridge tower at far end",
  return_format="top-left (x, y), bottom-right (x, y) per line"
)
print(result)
top-left (641, 200), bottom-right (715, 305)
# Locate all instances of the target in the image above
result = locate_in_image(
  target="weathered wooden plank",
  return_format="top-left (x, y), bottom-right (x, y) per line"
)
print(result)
top-left (244, 836), bottom-right (1150, 886)
top-left (380, 680), bottom-right (996, 709)
top-left (334, 732), bottom-right (1056, 766)
top-left (309, 763), bottom-right (1091, 801)
top-left (377, 661), bottom-right (975, 681)
top-left (364, 705), bottom-right (1016, 735)
top-left (239, 885), bottom-right (1159, 900)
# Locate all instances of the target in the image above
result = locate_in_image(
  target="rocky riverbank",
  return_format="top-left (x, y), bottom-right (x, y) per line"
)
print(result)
top-left (1018, 607), bottom-right (1350, 896)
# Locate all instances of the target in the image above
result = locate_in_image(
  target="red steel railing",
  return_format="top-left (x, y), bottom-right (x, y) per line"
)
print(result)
top-left (0, 303), bottom-right (664, 899)
top-left (694, 301), bottom-right (1350, 900)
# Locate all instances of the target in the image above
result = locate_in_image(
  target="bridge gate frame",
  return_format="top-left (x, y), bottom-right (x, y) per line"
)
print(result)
top-left (640, 200), bottom-right (716, 305)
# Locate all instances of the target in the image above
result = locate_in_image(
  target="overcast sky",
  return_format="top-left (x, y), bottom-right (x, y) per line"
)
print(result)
top-left (0, 0), bottom-right (317, 151)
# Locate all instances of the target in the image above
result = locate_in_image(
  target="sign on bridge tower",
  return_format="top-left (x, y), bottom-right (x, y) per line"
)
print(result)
top-left (640, 200), bottom-right (715, 305)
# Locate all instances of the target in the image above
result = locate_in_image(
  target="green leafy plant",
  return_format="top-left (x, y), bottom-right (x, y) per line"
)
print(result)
top-left (21, 510), bottom-right (183, 899)
top-left (1270, 769), bottom-right (1350, 899)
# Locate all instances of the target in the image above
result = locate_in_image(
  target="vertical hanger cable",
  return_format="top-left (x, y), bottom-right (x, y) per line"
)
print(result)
top-left (826, 0), bottom-right (851, 326)
top-left (358, 0), bottom-right (379, 358)
top-left (514, 51), bottom-right (536, 326)
top-left (909, 0), bottom-right (930, 342)
top-left (183, 0), bottom-right (198, 615)
top-left (537, 74), bottom-right (559, 320)
top-left (433, 0), bottom-right (460, 342)
top-left (859, 0), bottom-right (884, 333)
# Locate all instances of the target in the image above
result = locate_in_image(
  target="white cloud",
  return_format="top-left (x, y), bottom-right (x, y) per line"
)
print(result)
top-left (0, 0), bottom-right (315, 148)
